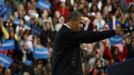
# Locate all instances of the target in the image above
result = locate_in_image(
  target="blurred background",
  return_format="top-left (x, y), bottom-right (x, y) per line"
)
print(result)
top-left (0, 0), bottom-right (134, 75)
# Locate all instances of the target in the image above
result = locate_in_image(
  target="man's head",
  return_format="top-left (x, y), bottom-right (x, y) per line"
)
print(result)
top-left (68, 13), bottom-right (89, 32)
top-left (68, 16), bottom-right (82, 32)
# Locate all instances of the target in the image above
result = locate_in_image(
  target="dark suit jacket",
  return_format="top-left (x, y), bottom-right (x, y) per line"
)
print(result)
top-left (51, 25), bottom-right (115, 75)
top-left (106, 58), bottom-right (134, 75)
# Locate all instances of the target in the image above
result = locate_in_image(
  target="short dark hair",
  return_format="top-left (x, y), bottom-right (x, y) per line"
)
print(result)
top-left (68, 11), bottom-right (83, 22)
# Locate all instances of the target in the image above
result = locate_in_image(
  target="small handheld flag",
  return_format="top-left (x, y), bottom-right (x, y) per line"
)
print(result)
top-left (1, 40), bottom-right (15, 50)
top-left (33, 47), bottom-right (48, 59)
top-left (0, 54), bottom-right (13, 68)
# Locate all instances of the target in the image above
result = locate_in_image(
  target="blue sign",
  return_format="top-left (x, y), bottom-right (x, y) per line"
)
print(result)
top-left (0, 54), bottom-right (13, 68)
top-left (110, 36), bottom-right (123, 45)
top-left (1, 40), bottom-right (15, 50)
top-left (36, 1), bottom-right (51, 10)
top-left (33, 48), bottom-right (48, 59)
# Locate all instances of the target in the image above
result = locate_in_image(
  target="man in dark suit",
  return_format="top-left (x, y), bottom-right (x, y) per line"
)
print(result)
top-left (51, 15), bottom-right (123, 75)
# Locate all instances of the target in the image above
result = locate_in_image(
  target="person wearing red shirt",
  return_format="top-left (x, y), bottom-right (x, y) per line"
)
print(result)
top-left (56, 1), bottom-right (70, 22)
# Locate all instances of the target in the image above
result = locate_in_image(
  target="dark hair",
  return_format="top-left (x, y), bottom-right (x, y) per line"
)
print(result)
top-left (97, 69), bottom-right (105, 75)
top-left (111, 45), bottom-right (119, 55)
top-left (129, 5), bottom-right (134, 12)
top-left (90, 4), bottom-right (99, 12)
top-left (95, 58), bottom-right (103, 64)
top-left (68, 11), bottom-right (83, 22)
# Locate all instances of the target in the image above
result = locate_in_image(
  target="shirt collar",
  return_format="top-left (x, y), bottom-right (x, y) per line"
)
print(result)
top-left (64, 24), bottom-right (71, 29)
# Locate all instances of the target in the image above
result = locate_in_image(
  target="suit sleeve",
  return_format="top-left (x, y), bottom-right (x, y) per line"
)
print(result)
top-left (62, 30), bottom-right (116, 44)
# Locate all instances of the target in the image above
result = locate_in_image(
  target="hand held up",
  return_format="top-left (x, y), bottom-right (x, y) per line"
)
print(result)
top-left (115, 26), bottom-right (126, 35)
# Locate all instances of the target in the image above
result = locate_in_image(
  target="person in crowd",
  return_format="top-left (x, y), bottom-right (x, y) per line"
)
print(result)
top-left (39, 21), bottom-right (55, 47)
top-left (14, 61), bottom-right (34, 75)
top-left (89, 4), bottom-right (99, 16)
top-left (34, 59), bottom-right (48, 75)
top-left (0, 18), bottom-right (9, 39)
top-left (16, 18), bottom-right (26, 36)
top-left (55, 16), bottom-right (64, 32)
top-left (88, 0), bottom-right (103, 11)
top-left (70, 0), bottom-right (80, 16)
top-left (56, 0), bottom-right (70, 22)
top-left (33, 36), bottom-right (44, 48)
top-left (103, 0), bottom-right (113, 12)
top-left (89, 58), bottom-right (106, 75)
top-left (111, 45), bottom-right (128, 63)
top-left (0, 64), bottom-right (4, 75)
top-left (126, 31), bottom-right (134, 59)
top-left (31, 18), bottom-right (41, 36)
top-left (39, 10), bottom-right (53, 28)
top-left (17, 4), bottom-right (25, 18)
top-left (3, 69), bottom-right (12, 75)
top-left (53, 10), bottom-right (62, 26)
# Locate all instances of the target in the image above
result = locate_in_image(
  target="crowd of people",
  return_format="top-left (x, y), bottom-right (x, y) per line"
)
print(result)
top-left (0, 0), bottom-right (134, 75)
